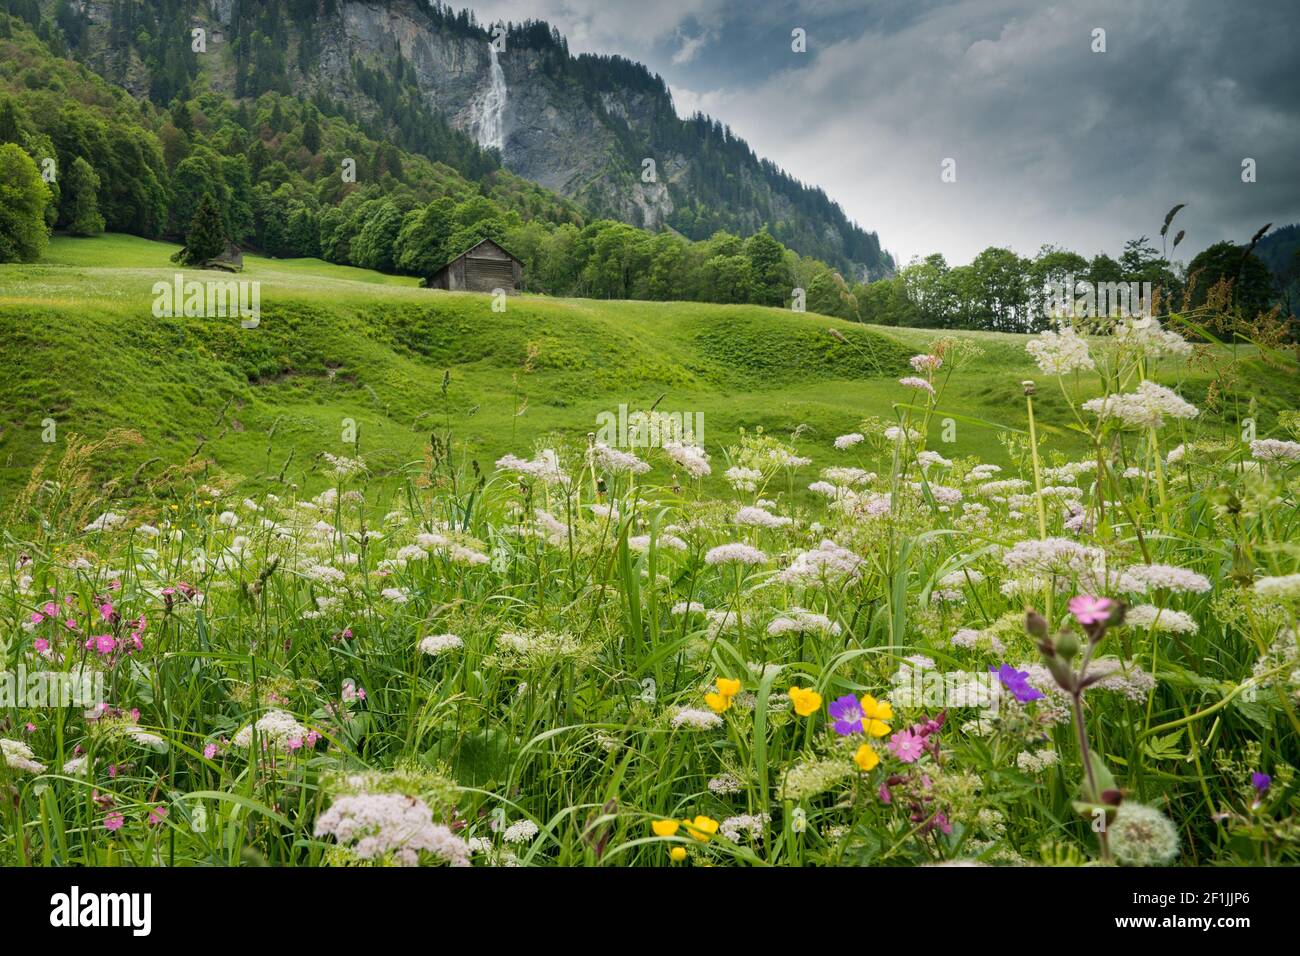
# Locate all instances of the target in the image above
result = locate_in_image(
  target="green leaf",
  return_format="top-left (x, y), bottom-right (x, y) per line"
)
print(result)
top-left (1140, 729), bottom-right (1187, 761)
top-left (425, 727), bottom-right (513, 787)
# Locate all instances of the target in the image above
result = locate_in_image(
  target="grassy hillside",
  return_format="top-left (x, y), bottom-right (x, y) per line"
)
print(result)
top-left (1, 233), bottom-right (1296, 506)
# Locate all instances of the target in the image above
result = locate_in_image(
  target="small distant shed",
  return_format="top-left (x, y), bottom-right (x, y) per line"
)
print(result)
top-left (203, 241), bottom-right (244, 273)
top-left (425, 238), bottom-right (522, 293)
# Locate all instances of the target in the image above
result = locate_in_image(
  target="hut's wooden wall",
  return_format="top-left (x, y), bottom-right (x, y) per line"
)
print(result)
top-left (427, 240), bottom-right (521, 293)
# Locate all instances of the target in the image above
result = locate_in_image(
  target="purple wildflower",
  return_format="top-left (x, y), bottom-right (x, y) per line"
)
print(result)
top-left (990, 663), bottom-right (1045, 703)
top-left (828, 694), bottom-right (865, 736)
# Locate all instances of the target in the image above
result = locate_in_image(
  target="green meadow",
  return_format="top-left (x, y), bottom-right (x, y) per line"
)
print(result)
top-left (1, 233), bottom-right (1295, 504)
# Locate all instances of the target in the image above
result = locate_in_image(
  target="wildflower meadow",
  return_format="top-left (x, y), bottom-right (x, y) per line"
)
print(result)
top-left (1, 2), bottom-right (1299, 913)
top-left (2, 310), bottom-right (1297, 872)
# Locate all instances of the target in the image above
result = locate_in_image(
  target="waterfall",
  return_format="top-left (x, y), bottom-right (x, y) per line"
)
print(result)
top-left (472, 43), bottom-right (507, 153)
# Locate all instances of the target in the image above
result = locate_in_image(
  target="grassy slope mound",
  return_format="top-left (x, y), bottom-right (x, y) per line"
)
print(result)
top-left (1, 234), bottom-right (1296, 501)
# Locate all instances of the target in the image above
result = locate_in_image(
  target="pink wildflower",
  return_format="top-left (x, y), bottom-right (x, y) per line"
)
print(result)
top-left (85, 634), bottom-right (116, 655)
top-left (888, 728), bottom-right (925, 763)
top-left (1068, 594), bottom-right (1114, 626)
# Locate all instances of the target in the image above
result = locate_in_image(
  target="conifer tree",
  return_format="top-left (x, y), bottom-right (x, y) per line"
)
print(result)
top-left (177, 192), bottom-right (227, 265)
top-left (0, 98), bottom-right (20, 145)
top-left (64, 156), bottom-right (104, 236)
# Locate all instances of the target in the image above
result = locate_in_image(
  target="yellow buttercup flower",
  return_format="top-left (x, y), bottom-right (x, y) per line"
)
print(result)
top-left (651, 819), bottom-right (680, 837)
top-left (788, 686), bottom-right (822, 717)
top-left (861, 694), bottom-right (893, 720)
top-left (704, 692), bottom-right (732, 714)
top-left (861, 694), bottom-right (893, 737)
top-left (853, 743), bottom-right (881, 771)
top-left (715, 677), bottom-right (742, 698)
top-left (670, 846), bottom-right (687, 862)
top-left (684, 815), bottom-right (719, 841)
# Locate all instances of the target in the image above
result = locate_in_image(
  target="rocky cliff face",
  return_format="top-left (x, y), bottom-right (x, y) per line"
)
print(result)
top-left (304, 3), bottom-right (676, 229)
top-left (58, 0), bottom-right (890, 278)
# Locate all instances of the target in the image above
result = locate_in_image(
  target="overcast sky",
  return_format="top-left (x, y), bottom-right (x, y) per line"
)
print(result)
top-left (463, 0), bottom-right (1300, 268)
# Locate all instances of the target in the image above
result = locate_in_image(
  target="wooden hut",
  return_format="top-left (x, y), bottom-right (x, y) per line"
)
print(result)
top-left (203, 241), bottom-right (244, 273)
top-left (425, 238), bottom-right (522, 293)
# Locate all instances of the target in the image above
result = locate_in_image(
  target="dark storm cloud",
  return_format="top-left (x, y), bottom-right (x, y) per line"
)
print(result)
top-left (466, 0), bottom-right (1300, 265)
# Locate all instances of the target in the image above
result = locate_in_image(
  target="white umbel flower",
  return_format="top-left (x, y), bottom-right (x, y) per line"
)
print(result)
top-left (724, 466), bottom-right (763, 492)
top-left (1083, 381), bottom-right (1198, 429)
top-left (937, 569), bottom-right (985, 589)
top-left (314, 793), bottom-right (470, 867)
top-left (704, 543), bottom-right (767, 566)
top-left (1, 738), bottom-right (45, 774)
top-left (419, 633), bottom-right (464, 656)
top-left (1125, 604), bottom-right (1199, 634)
top-left (1123, 563), bottom-right (1212, 594)
top-left (496, 448), bottom-right (566, 483)
top-left (767, 608), bottom-right (841, 636)
top-left (1112, 315), bottom-right (1193, 360)
top-left (588, 442), bottom-right (650, 476)
top-left (884, 425), bottom-right (923, 443)
top-left (899, 376), bottom-right (935, 395)
top-left (720, 813), bottom-right (771, 842)
top-left (1002, 537), bottom-right (1102, 575)
top-left (1255, 573), bottom-right (1300, 602)
top-left (777, 540), bottom-right (864, 586)
top-left (821, 466), bottom-right (875, 486)
top-left (1026, 325), bottom-right (1095, 375)
top-left (669, 707), bottom-right (723, 730)
top-left (734, 506), bottom-right (792, 529)
top-left (664, 441), bottom-right (711, 478)
top-left (502, 819), bottom-right (540, 844)
top-left (1251, 439), bottom-right (1300, 462)
top-left (84, 512), bottom-right (127, 533)
top-left (232, 709), bottom-right (312, 751)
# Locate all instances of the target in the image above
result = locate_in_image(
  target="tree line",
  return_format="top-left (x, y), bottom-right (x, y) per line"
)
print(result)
top-left (846, 238), bottom-right (1286, 332)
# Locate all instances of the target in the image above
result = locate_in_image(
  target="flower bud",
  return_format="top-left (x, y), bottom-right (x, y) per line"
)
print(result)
top-left (1055, 629), bottom-right (1080, 661)
top-left (1106, 600), bottom-right (1127, 628)
top-left (1025, 609), bottom-right (1048, 639)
